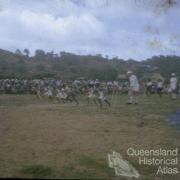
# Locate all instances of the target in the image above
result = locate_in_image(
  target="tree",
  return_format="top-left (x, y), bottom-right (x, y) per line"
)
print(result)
top-left (134, 0), bottom-right (177, 11)
top-left (24, 49), bottom-right (30, 57)
top-left (46, 51), bottom-right (55, 59)
top-left (15, 49), bottom-right (22, 56)
top-left (35, 49), bottom-right (46, 60)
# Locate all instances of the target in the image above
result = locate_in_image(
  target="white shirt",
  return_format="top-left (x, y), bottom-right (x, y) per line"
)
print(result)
top-left (129, 75), bottom-right (139, 87)
top-left (107, 81), bottom-right (112, 86)
top-left (99, 91), bottom-right (105, 100)
top-left (157, 82), bottom-right (163, 88)
top-left (129, 74), bottom-right (139, 92)
top-left (57, 91), bottom-right (67, 99)
top-left (146, 82), bottom-right (152, 87)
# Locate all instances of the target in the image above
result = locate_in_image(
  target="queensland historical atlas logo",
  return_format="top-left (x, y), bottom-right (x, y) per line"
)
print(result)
top-left (107, 151), bottom-right (140, 178)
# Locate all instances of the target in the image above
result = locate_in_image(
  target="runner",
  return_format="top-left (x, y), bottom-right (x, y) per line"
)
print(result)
top-left (56, 88), bottom-right (67, 103)
top-left (98, 88), bottom-right (111, 108)
top-left (65, 85), bottom-right (79, 105)
top-left (87, 87), bottom-right (98, 105)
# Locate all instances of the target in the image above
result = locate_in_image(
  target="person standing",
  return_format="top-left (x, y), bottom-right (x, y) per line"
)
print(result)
top-left (157, 79), bottom-right (164, 97)
top-left (127, 71), bottom-right (140, 104)
top-left (145, 79), bottom-right (153, 96)
top-left (170, 73), bottom-right (178, 100)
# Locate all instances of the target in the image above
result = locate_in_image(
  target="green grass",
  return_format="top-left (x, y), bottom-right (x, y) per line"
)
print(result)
top-left (78, 155), bottom-right (113, 175)
top-left (19, 164), bottom-right (52, 178)
top-left (60, 155), bottom-right (114, 179)
top-left (0, 94), bottom-right (180, 179)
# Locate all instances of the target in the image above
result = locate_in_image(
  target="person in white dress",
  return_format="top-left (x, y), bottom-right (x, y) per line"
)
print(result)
top-left (127, 71), bottom-right (140, 104)
top-left (170, 73), bottom-right (178, 100)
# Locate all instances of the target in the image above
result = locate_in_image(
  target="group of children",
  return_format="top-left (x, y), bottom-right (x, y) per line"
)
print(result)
top-left (37, 84), bottom-right (111, 108)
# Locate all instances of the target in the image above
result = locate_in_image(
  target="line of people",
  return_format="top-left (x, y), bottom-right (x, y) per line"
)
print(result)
top-left (0, 72), bottom-right (179, 106)
top-left (0, 79), bottom-right (125, 95)
top-left (36, 84), bottom-right (111, 108)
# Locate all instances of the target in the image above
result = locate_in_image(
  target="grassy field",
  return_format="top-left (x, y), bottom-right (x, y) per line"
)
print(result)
top-left (0, 94), bottom-right (180, 179)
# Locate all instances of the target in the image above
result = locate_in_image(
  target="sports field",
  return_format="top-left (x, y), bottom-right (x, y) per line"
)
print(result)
top-left (0, 94), bottom-right (180, 179)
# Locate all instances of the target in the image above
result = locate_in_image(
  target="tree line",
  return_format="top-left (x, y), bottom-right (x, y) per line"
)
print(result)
top-left (0, 48), bottom-right (180, 80)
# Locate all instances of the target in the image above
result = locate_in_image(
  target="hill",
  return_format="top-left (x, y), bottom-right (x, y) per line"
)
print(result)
top-left (0, 48), bottom-right (180, 80)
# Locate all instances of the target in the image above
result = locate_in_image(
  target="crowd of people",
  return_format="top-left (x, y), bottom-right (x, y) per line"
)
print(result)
top-left (126, 71), bottom-right (179, 104)
top-left (0, 71), bottom-right (179, 107)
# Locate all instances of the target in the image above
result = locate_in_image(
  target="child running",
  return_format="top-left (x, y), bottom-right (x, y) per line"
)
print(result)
top-left (98, 88), bottom-right (111, 108)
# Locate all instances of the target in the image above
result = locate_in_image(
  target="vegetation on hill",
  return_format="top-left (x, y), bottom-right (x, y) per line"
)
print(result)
top-left (0, 49), bottom-right (179, 80)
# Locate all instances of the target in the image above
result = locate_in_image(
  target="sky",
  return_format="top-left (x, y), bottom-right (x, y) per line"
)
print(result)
top-left (0, 0), bottom-right (179, 60)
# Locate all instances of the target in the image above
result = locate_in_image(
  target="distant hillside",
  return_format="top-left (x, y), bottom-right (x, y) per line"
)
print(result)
top-left (0, 49), bottom-right (180, 80)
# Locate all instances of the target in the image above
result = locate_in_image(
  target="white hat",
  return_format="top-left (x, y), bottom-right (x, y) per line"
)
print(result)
top-left (171, 73), bottom-right (176, 76)
top-left (127, 70), bottom-right (132, 74)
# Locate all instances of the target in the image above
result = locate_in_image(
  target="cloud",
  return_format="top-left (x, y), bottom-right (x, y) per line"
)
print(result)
top-left (0, 0), bottom-right (179, 60)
